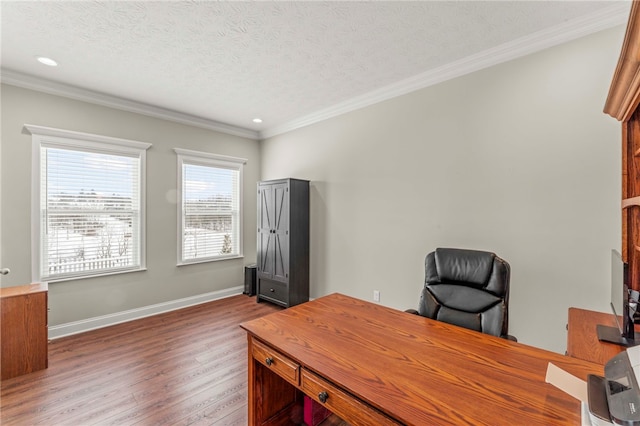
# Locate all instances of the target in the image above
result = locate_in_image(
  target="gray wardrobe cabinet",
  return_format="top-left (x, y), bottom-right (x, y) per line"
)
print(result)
top-left (256, 178), bottom-right (309, 307)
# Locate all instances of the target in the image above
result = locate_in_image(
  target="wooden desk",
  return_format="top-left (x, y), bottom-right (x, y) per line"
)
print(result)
top-left (1, 283), bottom-right (48, 380)
top-left (566, 307), bottom-right (629, 365)
top-left (241, 293), bottom-right (602, 425)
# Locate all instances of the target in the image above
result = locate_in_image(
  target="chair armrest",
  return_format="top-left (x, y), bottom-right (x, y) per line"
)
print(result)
top-left (405, 309), bottom-right (419, 315)
top-left (502, 334), bottom-right (517, 342)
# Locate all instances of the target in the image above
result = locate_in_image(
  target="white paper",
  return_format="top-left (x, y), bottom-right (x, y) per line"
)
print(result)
top-left (545, 362), bottom-right (588, 402)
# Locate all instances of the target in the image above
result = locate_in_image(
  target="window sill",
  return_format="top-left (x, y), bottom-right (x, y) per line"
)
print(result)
top-left (43, 267), bottom-right (147, 283)
top-left (177, 255), bottom-right (244, 267)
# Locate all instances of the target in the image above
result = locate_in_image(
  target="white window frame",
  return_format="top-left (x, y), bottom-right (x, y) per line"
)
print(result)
top-left (175, 148), bottom-right (246, 265)
top-left (25, 124), bottom-right (151, 282)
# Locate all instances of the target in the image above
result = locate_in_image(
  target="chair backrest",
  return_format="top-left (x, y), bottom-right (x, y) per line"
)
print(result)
top-left (417, 248), bottom-right (511, 338)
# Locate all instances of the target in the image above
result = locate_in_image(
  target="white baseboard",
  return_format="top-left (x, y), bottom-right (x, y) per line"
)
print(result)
top-left (48, 286), bottom-right (245, 340)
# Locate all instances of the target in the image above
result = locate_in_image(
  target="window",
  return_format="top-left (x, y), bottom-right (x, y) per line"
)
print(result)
top-left (26, 124), bottom-right (151, 282)
top-left (175, 149), bottom-right (246, 265)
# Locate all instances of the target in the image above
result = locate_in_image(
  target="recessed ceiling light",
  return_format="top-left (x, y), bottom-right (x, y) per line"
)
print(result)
top-left (253, 118), bottom-right (262, 124)
top-left (36, 57), bottom-right (58, 67)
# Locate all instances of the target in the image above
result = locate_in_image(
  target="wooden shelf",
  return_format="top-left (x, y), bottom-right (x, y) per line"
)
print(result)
top-left (623, 196), bottom-right (640, 209)
top-left (605, 1), bottom-right (640, 291)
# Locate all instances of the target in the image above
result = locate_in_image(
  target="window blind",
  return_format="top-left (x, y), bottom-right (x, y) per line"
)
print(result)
top-left (41, 146), bottom-right (142, 280)
top-left (181, 162), bottom-right (240, 261)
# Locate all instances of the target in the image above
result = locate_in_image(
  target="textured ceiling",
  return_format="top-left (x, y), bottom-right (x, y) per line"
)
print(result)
top-left (0, 1), bottom-right (630, 140)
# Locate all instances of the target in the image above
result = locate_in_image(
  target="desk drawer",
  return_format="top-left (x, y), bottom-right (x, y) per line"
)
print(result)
top-left (252, 338), bottom-right (300, 386)
top-left (301, 368), bottom-right (399, 426)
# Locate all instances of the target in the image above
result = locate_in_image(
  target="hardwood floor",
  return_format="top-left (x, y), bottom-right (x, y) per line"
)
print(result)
top-left (0, 295), bottom-right (282, 425)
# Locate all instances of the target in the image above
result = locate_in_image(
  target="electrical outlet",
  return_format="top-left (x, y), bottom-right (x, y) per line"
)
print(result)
top-left (373, 290), bottom-right (380, 302)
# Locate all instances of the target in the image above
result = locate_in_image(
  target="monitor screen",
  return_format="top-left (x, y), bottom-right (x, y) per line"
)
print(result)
top-left (611, 249), bottom-right (625, 319)
top-left (597, 250), bottom-right (634, 345)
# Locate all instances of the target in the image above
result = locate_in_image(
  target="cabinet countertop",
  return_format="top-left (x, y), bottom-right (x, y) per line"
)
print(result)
top-left (0, 282), bottom-right (48, 298)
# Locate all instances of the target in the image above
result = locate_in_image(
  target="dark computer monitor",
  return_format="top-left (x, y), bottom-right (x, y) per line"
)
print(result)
top-left (597, 249), bottom-right (637, 346)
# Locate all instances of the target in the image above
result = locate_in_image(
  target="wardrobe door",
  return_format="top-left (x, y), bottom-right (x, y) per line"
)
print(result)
top-left (258, 183), bottom-right (275, 280)
top-left (272, 183), bottom-right (290, 284)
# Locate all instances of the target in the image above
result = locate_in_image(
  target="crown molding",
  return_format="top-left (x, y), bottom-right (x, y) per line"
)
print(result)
top-left (0, 69), bottom-right (260, 140)
top-left (0, 2), bottom-right (630, 142)
top-left (604, 0), bottom-right (640, 121)
top-left (260, 2), bottom-right (631, 139)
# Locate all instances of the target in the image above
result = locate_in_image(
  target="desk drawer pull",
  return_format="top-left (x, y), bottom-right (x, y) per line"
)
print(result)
top-left (265, 357), bottom-right (274, 366)
top-left (318, 391), bottom-right (328, 403)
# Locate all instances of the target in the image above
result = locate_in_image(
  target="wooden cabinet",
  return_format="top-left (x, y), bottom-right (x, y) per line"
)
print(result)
top-left (1, 283), bottom-right (48, 380)
top-left (604, 1), bottom-right (640, 291)
top-left (257, 178), bottom-right (309, 307)
top-left (566, 307), bottom-right (625, 365)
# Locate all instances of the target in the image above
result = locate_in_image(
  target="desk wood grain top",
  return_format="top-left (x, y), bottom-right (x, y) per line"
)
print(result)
top-left (241, 293), bottom-right (603, 425)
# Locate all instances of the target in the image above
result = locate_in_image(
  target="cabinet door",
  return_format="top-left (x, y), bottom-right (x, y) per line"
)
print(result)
top-left (1, 291), bottom-right (48, 380)
top-left (258, 184), bottom-right (275, 280)
top-left (272, 183), bottom-right (289, 283)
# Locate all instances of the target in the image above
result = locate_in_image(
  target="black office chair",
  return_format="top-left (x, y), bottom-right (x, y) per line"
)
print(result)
top-left (407, 248), bottom-right (516, 341)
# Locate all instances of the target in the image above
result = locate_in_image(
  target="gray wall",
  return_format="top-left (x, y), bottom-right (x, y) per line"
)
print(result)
top-left (1, 84), bottom-right (260, 326)
top-left (260, 26), bottom-right (625, 353)
top-left (0, 25), bottom-right (626, 353)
